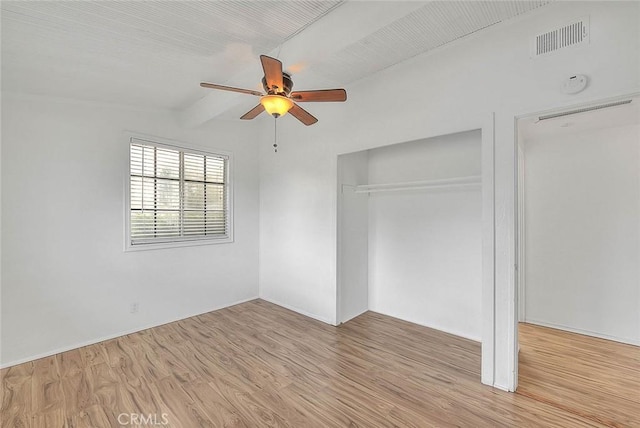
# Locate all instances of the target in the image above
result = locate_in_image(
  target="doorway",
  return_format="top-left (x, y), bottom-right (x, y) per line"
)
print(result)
top-left (515, 95), bottom-right (640, 425)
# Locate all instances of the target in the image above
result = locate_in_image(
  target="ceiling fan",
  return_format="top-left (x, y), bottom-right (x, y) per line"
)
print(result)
top-left (200, 55), bottom-right (347, 126)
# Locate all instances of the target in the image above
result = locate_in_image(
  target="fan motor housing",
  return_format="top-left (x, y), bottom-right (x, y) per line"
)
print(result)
top-left (262, 72), bottom-right (293, 96)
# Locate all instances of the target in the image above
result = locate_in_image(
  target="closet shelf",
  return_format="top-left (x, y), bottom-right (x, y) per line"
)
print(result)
top-left (354, 175), bottom-right (481, 194)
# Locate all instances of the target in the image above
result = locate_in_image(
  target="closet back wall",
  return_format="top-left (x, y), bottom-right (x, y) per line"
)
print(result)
top-left (368, 130), bottom-right (483, 341)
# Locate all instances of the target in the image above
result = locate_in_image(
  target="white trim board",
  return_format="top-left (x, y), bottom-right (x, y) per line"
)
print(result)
top-left (481, 115), bottom-right (496, 389)
top-left (0, 296), bottom-right (259, 369)
top-left (370, 310), bottom-right (482, 343)
top-left (524, 319), bottom-right (640, 347)
top-left (259, 297), bottom-right (336, 326)
top-left (339, 307), bottom-right (368, 325)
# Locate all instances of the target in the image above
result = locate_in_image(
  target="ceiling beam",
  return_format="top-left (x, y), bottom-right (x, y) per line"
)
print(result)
top-left (180, 1), bottom-right (426, 127)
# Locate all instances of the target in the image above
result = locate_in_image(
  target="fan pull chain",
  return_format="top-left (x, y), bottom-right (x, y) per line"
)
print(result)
top-left (273, 117), bottom-right (278, 153)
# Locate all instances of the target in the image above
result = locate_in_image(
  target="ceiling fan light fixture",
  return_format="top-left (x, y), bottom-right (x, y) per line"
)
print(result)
top-left (260, 94), bottom-right (293, 118)
top-left (201, 55), bottom-right (345, 125)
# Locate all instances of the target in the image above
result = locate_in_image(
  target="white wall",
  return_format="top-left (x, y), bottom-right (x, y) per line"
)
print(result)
top-left (337, 151), bottom-right (369, 323)
top-left (368, 131), bottom-right (483, 341)
top-left (0, 93), bottom-right (260, 366)
top-left (259, 1), bottom-right (640, 390)
top-left (524, 124), bottom-right (640, 345)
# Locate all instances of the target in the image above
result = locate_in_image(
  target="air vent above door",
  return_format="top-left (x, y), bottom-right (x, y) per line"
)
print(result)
top-left (532, 17), bottom-right (589, 57)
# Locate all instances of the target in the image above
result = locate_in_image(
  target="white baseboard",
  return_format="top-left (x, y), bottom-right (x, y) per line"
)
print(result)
top-left (524, 318), bottom-right (640, 347)
top-left (493, 382), bottom-right (513, 392)
top-left (369, 309), bottom-right (482, 343)
top-left (0, 296), bottom-right (259, 369)
top-left (339, 307), bottom-right (368, 324)
top-left (258, 296), bottom-right (336, 326)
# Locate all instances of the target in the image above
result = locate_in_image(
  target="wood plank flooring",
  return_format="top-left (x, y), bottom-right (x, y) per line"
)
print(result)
top-left (1, 300), bottom-right (636, 427)
top-left (518, 322), bottom-right (640, 428)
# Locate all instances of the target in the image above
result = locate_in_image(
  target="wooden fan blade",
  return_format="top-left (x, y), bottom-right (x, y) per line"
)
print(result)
top-left (290, 89), bottom-right (347, 102)
top-left (289, 103), bottom-right (318, 126)
top-left (260, 55), bottom-right (284, 93)
top-left (240, 104), bottom-right (265, 120)
top-left (200, 82), bottom-right (263, 97)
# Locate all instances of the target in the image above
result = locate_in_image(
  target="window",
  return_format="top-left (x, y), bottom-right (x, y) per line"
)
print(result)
top-left (127, 137), bottom-right (232, 249)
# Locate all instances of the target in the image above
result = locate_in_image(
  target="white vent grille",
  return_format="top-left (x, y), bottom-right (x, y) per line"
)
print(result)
top-left (533, 17), bottom-right (589, 57)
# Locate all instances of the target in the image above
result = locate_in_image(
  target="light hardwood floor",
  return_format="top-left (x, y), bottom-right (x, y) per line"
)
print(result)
top-left (518, 322), bottom-right (640, 428)
top-left (1, 300), bottom-right (637, 427)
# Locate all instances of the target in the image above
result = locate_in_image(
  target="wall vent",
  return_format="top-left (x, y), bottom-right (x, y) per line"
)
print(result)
top-left (533, 17), bottom-right (589, 57)
top-left (538, 100), bottom-right (632, 121)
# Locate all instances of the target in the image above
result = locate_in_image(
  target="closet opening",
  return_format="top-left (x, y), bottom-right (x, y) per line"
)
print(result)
top-left (337, 129), bottom-right (484, 371)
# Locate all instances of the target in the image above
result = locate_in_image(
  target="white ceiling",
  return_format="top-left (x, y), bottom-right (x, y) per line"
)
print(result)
top-left (1, 1), bottom-right (342, 109)
top-left (1, 0), bottom-right (553, 119)
top-left (313, 1), bottom-right (553, 84)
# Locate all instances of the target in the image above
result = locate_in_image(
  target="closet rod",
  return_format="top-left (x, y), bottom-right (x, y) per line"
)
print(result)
top-left (354, 175), bottom-right (481, 194)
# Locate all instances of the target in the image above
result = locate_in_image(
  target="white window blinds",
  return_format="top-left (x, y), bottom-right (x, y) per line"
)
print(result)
top-left (129, 138), bottom-right (230, 246)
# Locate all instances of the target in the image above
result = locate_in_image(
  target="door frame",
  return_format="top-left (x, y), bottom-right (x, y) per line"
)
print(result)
top-left (512, 91), bottom-right (640, 389)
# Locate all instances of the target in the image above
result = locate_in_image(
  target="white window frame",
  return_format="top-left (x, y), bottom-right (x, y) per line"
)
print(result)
top-left (124, 133), bottom-right (234, 251)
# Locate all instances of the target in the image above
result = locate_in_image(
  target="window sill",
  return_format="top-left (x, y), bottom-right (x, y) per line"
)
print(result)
top-left (124, 236), bottom-right (233, 252)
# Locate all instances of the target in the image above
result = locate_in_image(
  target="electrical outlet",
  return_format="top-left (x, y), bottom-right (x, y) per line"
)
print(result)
top-left (130, 302), bottom-right (139, 314)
